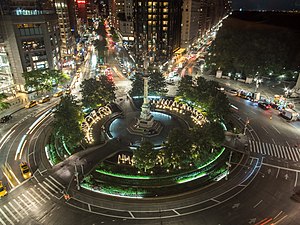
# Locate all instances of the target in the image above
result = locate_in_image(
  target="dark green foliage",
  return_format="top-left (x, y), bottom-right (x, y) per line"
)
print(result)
top-left (148, 71), bottom-right (167, 96)
top-left (205, 17), bottom-right (300, 78)
top-left (129, 72), bottom-right (144, 96)
top-left (53, 95), bottom-right (84, 153)
top-left (177, 76), bottom-right (230, 120)
top-left (164, 128), bottom-right (193, 168)
top-left (80, 77), bottom-right (116, 109)
top-left (0, 93), bottom-right (10, 111)
top-left (22, 69), bottom-right (69, 92)
top-left (133, 141), bottom-right (157, 172)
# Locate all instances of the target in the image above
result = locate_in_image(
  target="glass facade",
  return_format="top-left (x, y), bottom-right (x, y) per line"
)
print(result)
top-left (0, 46), bottom-right (14, 89)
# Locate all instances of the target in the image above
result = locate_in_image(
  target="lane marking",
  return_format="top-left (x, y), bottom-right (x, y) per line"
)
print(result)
top-left (210, 198), bottom-right (221, 203)
top-left (272, 139), bottom-right (276, 145)
top-left (43, 180), bottom-right (58, 193)
top-left (263, 163), bottom-right (300, 173)
top-left (48, 175), bottom-right (65, 189)
top-left (36, 187), bottom-right (51, 200)
top-left (286, 141), bottom-right (290, 148)
top-left (38, 183), bottom-right (55, 197)
top-left (261, 126), bottom-right (269, 134)
top-left (276, 168), bottom-right (280, 179)
top-left (172, 209), bottom-right (180, 215)
top-left (253, 200), bottom-right (263, 208)
top-left (22, 193), bottom-right (38, 208)
top-left (274, 211), bottom-right (283, 220)
top-left (295, 172), bottom-right (298, 187)
top-left (128, 211), bottom-right (135, 218)
top-left (271, 125), bottom-right (281, 134)
top-left (273, 215), bottom-right (288, 225)
top-left (45, 177), bottom-right (62, 192)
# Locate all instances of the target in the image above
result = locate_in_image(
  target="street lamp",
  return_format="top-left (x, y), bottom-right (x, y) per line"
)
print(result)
top-left (254, 77), bottom-right (262, 92)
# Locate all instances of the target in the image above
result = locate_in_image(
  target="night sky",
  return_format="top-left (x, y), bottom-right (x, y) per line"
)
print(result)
top-left (232, 0), bottom-right (300, 10)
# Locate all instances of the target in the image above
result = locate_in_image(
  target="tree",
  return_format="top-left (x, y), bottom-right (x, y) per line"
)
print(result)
top-left (133, 141), bottom-right (156, 172)
top-left (129, 72), bottom-right (144, 97)
top-left (53, 95), bottom-right (84, 152)
top-left (148, 71), bottom-right (167, 96)
top-left (177, 75), bottom-right (194, 98)
top-left (23, 69), bottom-right (69, 93)
top-left (164, 128), bottom-right (193, 169)
top-left (80, 77), bottom-right (116, 109)
top-left (0, 93), bottom-right (10, 111)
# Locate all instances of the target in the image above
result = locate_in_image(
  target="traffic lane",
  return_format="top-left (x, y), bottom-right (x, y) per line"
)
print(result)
top-left (0, 103), bottom-right (56, 188)
top-left (229, 95), bottom-right (299, 146)
top-left (195, 164), bottom-right (300, 225)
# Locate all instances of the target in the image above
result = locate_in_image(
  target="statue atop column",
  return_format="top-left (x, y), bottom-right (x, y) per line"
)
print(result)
top-left (128, 57), bottom-right (162, 136)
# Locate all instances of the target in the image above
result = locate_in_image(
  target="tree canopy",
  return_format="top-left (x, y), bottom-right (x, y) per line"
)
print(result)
top-left (177, 77), bottom-right (230, 120)
top-left (133, 141), bottom-right (156, 172)
top-left (53, 95), bottom-right (84, 152)
top-left (80, 77), bottom-right (116, 109)
top-left (205, 17), bottom-right (300, 79)
top-left (0, 93), bottom-right (10, 111)
top-left (22, 69), bottom-right (69, 92)
top-left (130, 70), bottom-right (167, 97)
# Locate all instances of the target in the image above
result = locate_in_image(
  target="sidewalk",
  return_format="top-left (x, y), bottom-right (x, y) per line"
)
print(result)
top-left (0, 96), bottom-right (25, 118)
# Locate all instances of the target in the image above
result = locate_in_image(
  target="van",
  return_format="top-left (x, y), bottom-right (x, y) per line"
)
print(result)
top-left (39, 95), bottom-right (50, 103)
top-left (25, 100), bottom-right (37, 109)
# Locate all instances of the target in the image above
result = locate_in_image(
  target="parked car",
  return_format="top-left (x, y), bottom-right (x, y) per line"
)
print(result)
top-left (228, 89), bottom-right (238, 95)
top-left (39, 95), bottom-right (50, 104)
top-left (0, 114), bottom-right (12, 123)
top-left (25, 100), bottom-right (37, 109)
top-left (258, 101), bottom-right (271, 110)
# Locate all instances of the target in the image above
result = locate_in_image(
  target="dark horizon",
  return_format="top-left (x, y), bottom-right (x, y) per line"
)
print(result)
top-left (232, 0), bottom-right (300, 11)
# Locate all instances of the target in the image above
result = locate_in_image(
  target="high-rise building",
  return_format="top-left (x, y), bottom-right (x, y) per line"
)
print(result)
top-left (0, 0), bottom-right (61, 92)
top-left (76, 0), bottom-right (99, 26)
top-left (181, 0), bottom-right (231, 48)
top-left (133, 0), bottom-right (183, 65)
top-left (55, 0), bottom-right (76, 59)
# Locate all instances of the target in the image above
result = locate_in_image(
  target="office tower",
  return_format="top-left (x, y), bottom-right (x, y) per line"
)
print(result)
top-left (133, 0), bottom-right (183, 65)
top-left (0, 0), bottom-right (61, 92)
top-left (181, 0), bottom-right (231, 48)
top-left (55, 0), bottom-right (76, 59)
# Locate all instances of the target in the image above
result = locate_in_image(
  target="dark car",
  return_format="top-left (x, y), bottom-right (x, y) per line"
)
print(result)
top-left (258, 101), bottom-right (271, 110)
top-left (0, 115), bottom-right (12, 123)
top-left (270, 102), bottom-right (279, 110)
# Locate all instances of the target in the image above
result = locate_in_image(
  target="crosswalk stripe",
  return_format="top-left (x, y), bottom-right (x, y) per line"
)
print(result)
top-left (17, 196), bottom-right (31, 212)
top-left (22, 193), bottom-right (38, 209)
top-left (30, 188), bottom-right (47, 203)
top-left (294, 148), bottom-right (300, 160)
top-left (0, 208), bottom-right (14, 225)
top-left (45, 177), bottom-right (62, 192)
top-left (270, 143), bottom-right (277, 157)
top-left (259, 141), bottom-right (265, 155)
top-left (290, 147), bottom-right (298, 162)
top-left (26, 191), bottom-right (43, 206)
top-left (13, 199), bottom-right (28, 216)
top-left (281, 145), bottom-right (288, 159)
top-left (287, 147), bottom-right (296, 161)
top-left (3, 205), bottom-right (19, 223)
top-left (36, 186), bottom-right (51, 200)
top-left (249, 140), bottom-right (253, 152)
top-left (273, 144), bottom-right (283, 159)
top-left (8, 202), bottom-right (23, 219)
top-left (38, 183), bottom-right (55, 197)
top-left (0, 217), bottom-right (6, 225)
top-left (267, 143), bottom-right (272, 156)
top-left (274, 144), bottom-right (280, 158)
top-left (282, 146), bottom-right (294, 160)
top-left (255, 141), bottom-right (260, 153)
top-left (263, 142), bottom-right (269, 155)
top-left (49, 175), bottom-right (65, 189)
top-left (43, 180), bottom-right (58, 193)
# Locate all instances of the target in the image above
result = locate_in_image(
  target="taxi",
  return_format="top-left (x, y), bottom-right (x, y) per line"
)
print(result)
top-left (0, 181), bottom-right (7, 197)
top-left (20, 162), bottom-right (32, 179)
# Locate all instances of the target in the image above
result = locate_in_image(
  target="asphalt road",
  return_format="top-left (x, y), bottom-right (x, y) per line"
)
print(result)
top-left (1, 86), bottom-right (300, 224)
